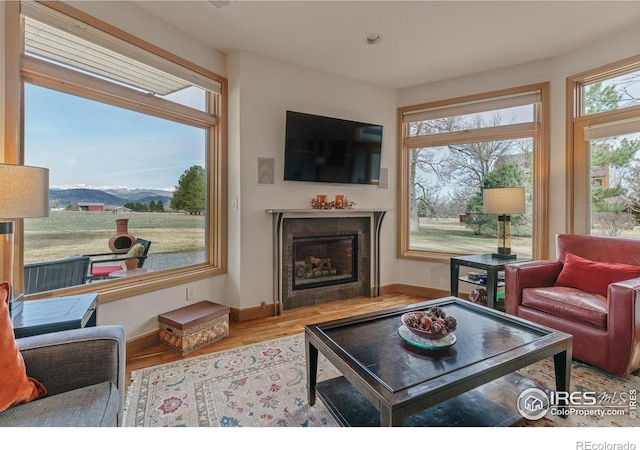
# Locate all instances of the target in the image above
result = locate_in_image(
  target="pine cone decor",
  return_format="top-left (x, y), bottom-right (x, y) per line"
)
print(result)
top-left (401, 307), bottom-right (458, 339)
top-left (427, 306), bottom-right (446, 319)
top-left (443, 316), bottom-right (457, 330)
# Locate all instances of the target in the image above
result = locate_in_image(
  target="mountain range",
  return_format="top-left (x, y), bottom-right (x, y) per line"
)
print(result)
top-left (49, 187), bottom-right (172, 208)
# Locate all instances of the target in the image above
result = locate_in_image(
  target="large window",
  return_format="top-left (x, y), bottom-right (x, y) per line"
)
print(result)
top-left (398, 84), bottom-right (549, 261)
top-left (4, 2), bottom-right (226, 301)
top-left (569, 56), bottom-right (640, 237)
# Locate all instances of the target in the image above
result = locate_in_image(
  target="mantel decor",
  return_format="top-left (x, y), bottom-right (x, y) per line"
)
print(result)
top-left (311, 194), bottom-right (355, 210)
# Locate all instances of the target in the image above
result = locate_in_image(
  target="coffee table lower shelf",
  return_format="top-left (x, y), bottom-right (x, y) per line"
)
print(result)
top-left (316, 372), bottom-right (542, 427)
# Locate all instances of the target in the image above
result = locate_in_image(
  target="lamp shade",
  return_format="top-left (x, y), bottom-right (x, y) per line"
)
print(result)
top-left (0, 164), bottom-right (49, 219)
top-left (482, 187), bottom-right (525, 215)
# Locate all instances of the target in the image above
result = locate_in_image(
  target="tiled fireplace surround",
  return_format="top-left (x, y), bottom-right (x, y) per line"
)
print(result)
top-left (267, 209), bottom-right (386, 313)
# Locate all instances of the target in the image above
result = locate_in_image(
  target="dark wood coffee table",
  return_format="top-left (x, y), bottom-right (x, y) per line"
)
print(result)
top-left (305, 296), bottom-right (572, 427)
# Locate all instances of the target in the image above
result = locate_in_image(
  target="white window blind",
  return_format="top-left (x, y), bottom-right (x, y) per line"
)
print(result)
top-left (583, 116), bottom-right (640, 141)
top-left (21, 1), bottom-right (221, 95)
top-left (403, 91), bottom-right (541, 123)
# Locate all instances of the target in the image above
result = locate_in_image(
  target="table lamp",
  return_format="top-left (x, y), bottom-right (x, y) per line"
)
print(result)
top-left (482, 187), bottom-right (525, 259)
top-left (0, 164), bottom-right (49, 317)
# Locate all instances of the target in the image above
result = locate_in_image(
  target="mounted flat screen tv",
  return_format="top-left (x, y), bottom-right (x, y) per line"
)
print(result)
top-left (283, 110), bottom-right (382, 185)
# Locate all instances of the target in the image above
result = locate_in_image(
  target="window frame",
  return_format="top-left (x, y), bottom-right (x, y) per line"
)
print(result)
top-left (397, 83), bottom-right (550, 263)
top-left (567, 54), bottom-right (640, 235)
top-left (3, 1), bottom-right (227, 303)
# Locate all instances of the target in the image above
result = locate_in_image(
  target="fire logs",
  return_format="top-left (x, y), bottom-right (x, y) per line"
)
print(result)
top-left (295, 256), bottom-right (337, 278)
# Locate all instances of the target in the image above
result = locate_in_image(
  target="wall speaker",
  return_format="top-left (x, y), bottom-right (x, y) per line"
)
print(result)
top-left (257, 158), bottom-right (275, 185)
top-left (377, 167), bottom-right (388, 190)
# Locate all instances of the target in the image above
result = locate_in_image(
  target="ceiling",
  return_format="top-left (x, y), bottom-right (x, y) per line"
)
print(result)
top-left (131, 1), bottom-right (640, 90)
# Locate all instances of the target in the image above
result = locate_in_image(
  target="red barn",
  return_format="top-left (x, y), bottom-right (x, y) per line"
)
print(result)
top-left (78, 202), bottom-right (105, 212)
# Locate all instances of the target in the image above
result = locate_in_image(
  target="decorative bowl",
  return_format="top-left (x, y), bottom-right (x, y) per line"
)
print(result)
top-left (400, 308), bottom-right (457, 340)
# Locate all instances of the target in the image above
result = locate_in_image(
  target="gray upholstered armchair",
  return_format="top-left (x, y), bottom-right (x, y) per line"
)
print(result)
top-left (0, 325), bottom-right (125, 427)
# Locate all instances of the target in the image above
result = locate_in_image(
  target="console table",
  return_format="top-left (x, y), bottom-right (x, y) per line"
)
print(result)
top-left (12, 293), bottom-right (98, 338)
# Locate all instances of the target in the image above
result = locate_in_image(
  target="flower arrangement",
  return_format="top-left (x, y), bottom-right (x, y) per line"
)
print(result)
top-left (311, 194), bottom-right (355, 210)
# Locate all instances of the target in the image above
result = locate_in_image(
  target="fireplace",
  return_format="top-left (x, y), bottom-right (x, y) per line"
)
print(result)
top-left (281, 216), bottom-right (371, 310)
top-left (267, 209), bottom-right (387, 314)
top-left (293, 234), bottom-right (357, 290)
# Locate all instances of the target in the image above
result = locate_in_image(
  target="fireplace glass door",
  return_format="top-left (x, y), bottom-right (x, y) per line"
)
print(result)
top-left (292, 234), bottom-right (357, 290)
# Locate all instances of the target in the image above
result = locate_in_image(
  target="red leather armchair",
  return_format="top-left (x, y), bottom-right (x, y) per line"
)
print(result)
top-left (505, 233), bottom-right (640, 377)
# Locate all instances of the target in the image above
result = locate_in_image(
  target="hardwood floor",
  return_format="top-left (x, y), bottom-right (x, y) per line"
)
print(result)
top-left (125, 292), bottom-right (426, 389)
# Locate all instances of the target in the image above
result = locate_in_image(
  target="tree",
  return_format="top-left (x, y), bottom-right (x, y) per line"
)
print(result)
top-left (464, 163), bottom-right (530, 236)
top-left (408, 117), bottom-right (460, 231)
top-left (124, 201), bottom-right (148, 212)
top-left (584, 82), bottom-right (640, 236)
top-left (408, 113), bottom-right (530, 232)
top-left (591, 139), bottom-right (639, 212)
top-left (624, 160), bottom-right (640, 215)
top-left (170, 165), bottom-right (205, 214)
top-left (589, 139), bottom-right (639, 235)
top-left (584, 82), bottom-right (621, 114)
top-left (443, 115), bottom-right (517, 189)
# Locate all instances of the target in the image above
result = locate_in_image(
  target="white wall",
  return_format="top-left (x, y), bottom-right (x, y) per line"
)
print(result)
top-left (227, 50), bottom-right (398, 310)
top-left (394, 21), bottom-right (640, 292)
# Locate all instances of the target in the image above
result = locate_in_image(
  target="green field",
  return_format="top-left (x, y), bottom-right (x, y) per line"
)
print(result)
top-left (412, 217), bottom-right (640, 257)
top-left (411, 218), bottom-right (533, 257)
top-left (24, 211), bottom-right (205, 263)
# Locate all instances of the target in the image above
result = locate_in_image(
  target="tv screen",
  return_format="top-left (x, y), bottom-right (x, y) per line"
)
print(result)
top-left (283, 110), bottom-right (382, 185)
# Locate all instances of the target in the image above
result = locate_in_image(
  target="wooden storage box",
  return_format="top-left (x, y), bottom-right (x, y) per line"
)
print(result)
top-left (158, 301), bottom-right (230, 356)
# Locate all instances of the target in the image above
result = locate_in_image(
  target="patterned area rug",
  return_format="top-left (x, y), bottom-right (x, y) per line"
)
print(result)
top-left (124, 333), bottom-right (639, 427)
top-left (124, 334), bottom-right (340, 427)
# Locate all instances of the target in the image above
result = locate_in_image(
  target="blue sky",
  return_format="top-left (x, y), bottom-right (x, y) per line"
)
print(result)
top-left (24, 84), bottom-right (205, 191)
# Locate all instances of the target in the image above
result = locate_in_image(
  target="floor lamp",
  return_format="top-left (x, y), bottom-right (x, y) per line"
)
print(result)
top-left (482, 187), bottom-right (525, 260)
top-left (0, 164), bottom-right (49, 318)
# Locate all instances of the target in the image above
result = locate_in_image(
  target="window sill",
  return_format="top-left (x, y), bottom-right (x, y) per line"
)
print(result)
top-left (399, 249), bottom-right (466, 264)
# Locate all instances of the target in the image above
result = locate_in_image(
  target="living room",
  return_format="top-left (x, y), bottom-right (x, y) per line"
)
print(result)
top-left (2, 0), bottom-right (640, 441)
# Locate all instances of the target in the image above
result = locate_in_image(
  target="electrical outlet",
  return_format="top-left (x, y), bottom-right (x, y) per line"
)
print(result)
top-left (260, 300), bottom-right (266, 308)
top-left (186, 288), bottom-right (196, 302)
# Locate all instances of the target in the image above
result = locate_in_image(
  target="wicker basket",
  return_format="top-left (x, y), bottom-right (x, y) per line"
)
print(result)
top-left (158, 301), bottom-right (230, 356)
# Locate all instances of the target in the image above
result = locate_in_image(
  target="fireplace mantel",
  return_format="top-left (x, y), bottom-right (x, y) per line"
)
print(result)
top-left (266, 209), bottom-right (387, 315)
top-left (265, 208), bottom-right (387, 224)
top-left (266, 208), bottom-right (387, 214)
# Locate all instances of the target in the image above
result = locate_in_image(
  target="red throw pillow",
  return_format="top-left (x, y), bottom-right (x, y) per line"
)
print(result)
top-left (0, 282), bottom-right (47, 413)
top-left (555, 252), bottom-right (640, 297)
